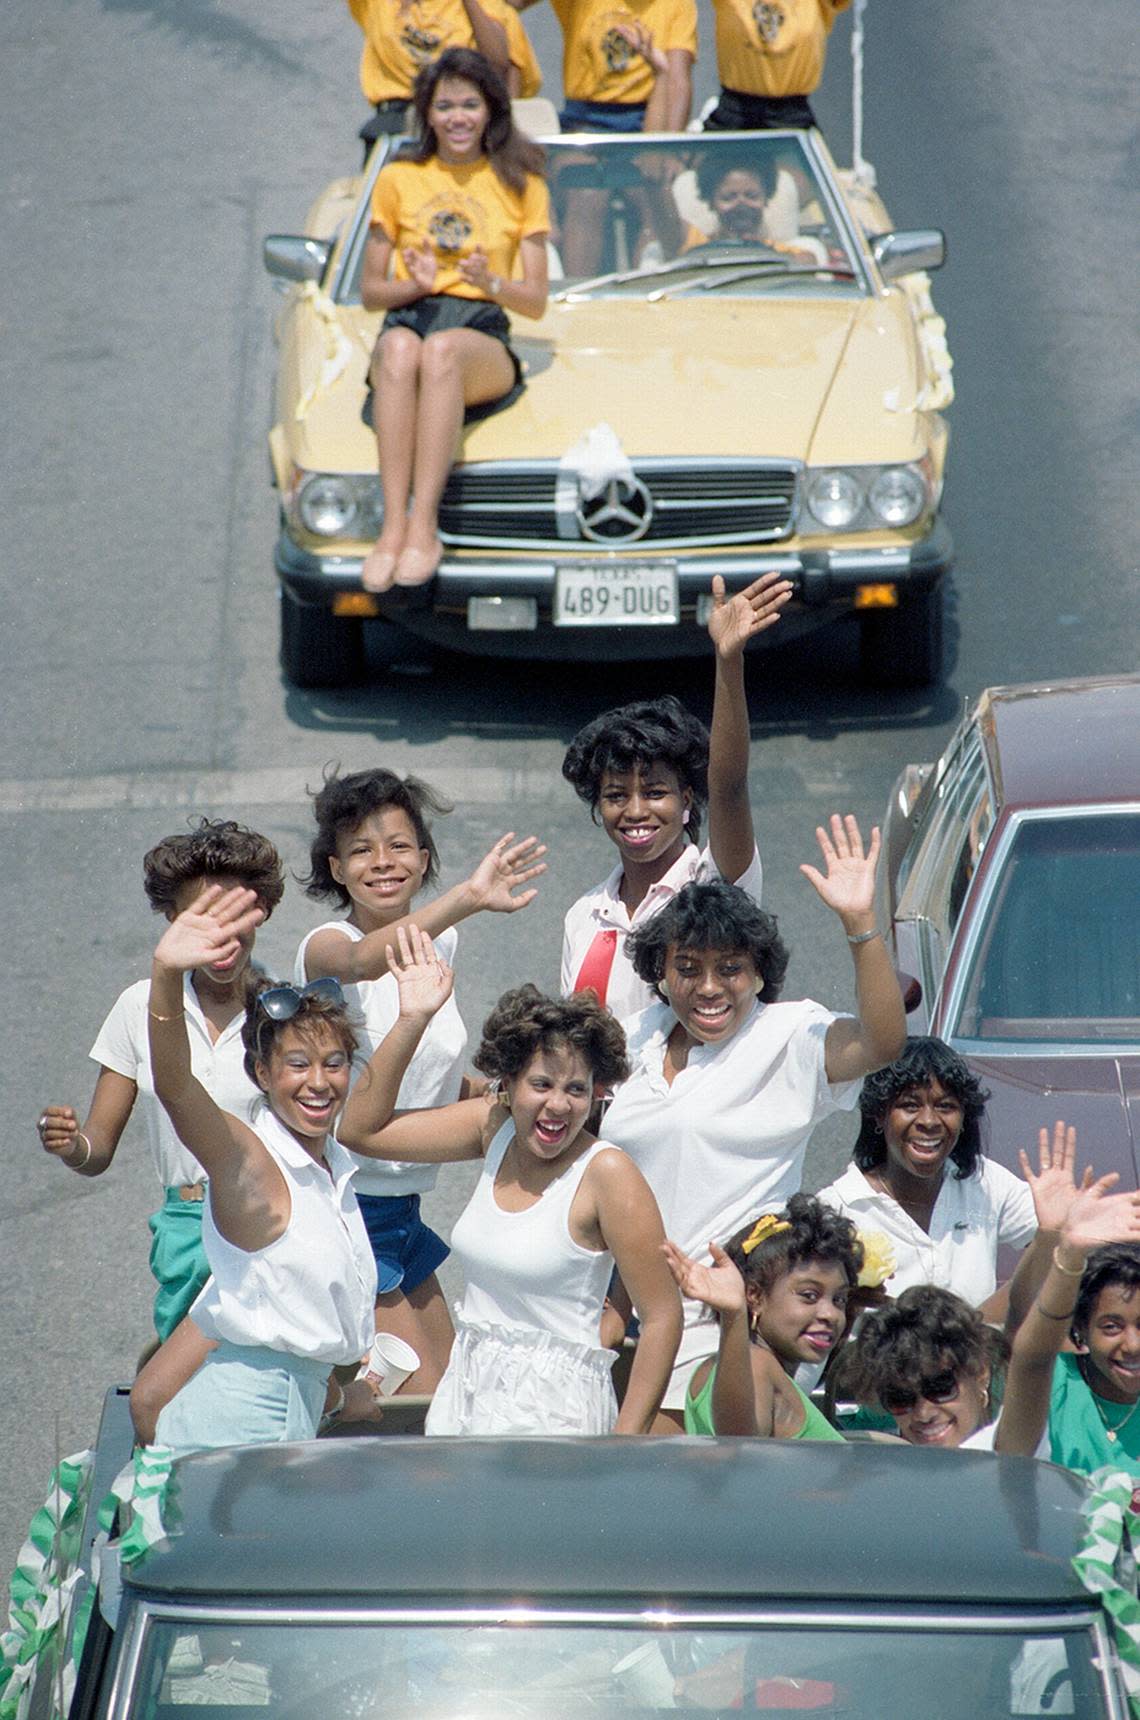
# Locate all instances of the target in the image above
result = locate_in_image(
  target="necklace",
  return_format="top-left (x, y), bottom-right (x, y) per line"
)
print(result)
top-left (1088, 1384), bottom-right (1140, 1444)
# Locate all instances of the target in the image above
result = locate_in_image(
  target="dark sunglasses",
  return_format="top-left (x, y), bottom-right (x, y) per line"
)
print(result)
top-left (256, 977), bottom-right (345, 1020)
top-left (880, 1370), bottom-right (961, 1416)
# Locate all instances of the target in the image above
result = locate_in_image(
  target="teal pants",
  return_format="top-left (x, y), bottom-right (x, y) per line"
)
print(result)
top-left (148, 1192), bottom-right (210, 1341)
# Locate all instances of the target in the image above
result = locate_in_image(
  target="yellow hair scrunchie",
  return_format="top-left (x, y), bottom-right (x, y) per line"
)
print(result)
top-left (740, 1214), bottom-right (792, 1256)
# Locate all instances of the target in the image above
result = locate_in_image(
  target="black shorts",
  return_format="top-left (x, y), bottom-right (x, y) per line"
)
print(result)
top-left (705, 88), bottom-right (817, 130)
top-left (363, 294), bottom-right (525, 427)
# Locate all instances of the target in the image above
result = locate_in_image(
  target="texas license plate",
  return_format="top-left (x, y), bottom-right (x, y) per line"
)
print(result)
top-left (554, 563), bottom-right (679, 626)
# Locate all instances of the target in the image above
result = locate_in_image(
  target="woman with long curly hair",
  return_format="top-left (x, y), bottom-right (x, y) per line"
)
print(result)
top-left (339, 927), bottom-right (681, 1435)
top-left (359, 48), bottom-right (549, 590)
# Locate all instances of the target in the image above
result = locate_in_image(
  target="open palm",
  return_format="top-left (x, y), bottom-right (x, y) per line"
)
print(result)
top-left (153, 884), bottom-right (262, 974)
top-left (706, 572), bottom-right (792, 659)
top-left (799, 814), bottom-right (879, 920)
top-left (662, 1239), bottom-right (746, 1314)
top-left (389, 923), bottom-right (454, 1022)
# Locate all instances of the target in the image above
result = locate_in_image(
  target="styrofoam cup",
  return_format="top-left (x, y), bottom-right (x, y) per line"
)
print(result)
top-left (357, 1332), bottom-right (421, 1396)
top-left (610, 1641), bottom-right (676, 1706)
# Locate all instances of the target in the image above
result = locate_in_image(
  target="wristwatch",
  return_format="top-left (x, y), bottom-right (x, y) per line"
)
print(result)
top-left (487, 273), bottom-right (503, 297)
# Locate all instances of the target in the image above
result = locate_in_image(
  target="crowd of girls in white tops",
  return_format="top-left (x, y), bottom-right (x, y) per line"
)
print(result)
top-left (36, 575), bottom-right (1140, 1470)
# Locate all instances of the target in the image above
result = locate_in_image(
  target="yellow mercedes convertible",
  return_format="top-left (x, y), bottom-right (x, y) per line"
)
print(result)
top-left (265, 126), bottom-right (952, 688)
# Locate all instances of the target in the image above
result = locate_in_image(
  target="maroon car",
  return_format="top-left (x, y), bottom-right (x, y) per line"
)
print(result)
top-left (882, 674), bottom-right (1140, 1183)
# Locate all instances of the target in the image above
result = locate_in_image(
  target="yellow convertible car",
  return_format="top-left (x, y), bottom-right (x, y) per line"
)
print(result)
top-left (265, 126), bottom-right (953, 688)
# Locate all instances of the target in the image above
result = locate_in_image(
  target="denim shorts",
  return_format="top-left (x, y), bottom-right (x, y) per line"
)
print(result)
top-left (154, 1343), bottom-right (330, 1456)
top-left (357, 1192), bottom-right (449, 1297)
top-left (560, 98), bottom-right (647, 134)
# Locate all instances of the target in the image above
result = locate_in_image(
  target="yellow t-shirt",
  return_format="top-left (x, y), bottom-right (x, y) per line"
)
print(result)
top-left (554, 0), bottom-right (697, 106)
top-left (370, 155), bottom-right (550, 298)
top-left (349, 0), bottom-right (541, 102)
top-left (711, 0), bottom-right (850, 97)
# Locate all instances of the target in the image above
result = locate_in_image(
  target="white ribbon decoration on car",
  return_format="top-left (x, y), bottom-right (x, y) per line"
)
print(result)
top-left (555, 423), bottom-right (636, 537)
top-left (293, 283), bottom-right (358, 423)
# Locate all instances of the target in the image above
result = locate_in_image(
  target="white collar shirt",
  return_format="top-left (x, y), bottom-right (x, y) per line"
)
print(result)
top-left (816, 1158), bottom-right (1037, 1306)
top-left (561, 841), bottom-right (763, 1026)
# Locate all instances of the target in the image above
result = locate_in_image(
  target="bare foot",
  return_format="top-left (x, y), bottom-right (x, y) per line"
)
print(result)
top-left (394, 539), bottom-right (443, 587)
top-left (361, 537), bottom-right (403, 593)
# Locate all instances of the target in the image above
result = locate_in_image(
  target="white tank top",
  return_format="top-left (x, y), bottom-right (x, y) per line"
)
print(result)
top-left (296, 920), bottom-right (467, 1198)
top-left (451, 1121), bottom-right (620, 1347)
top-left (193, 1109), bottom-right (378, 1364)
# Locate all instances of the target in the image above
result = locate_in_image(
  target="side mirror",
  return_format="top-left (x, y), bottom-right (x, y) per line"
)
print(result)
top-left (263, 235), bottom-right (333, 285)
top-left (872, 229), bottom-right (945, 281)
top-left (896, 971), bottom-right (923, 1014)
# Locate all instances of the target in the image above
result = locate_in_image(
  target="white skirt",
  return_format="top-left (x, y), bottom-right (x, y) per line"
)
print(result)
top-left (426, 1319), bottom-right (618, 1436)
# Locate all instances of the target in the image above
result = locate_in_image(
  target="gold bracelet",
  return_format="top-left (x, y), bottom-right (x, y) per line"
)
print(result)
top-left (68, 1132), bottom-right (92, 1171)
top-left (148, 1007), bottom-right (185, 1022)
top-left (1053, 1245), bottom-right (1085, 1277)
top-left (1035, 1300), bottom-right (1073, 1321)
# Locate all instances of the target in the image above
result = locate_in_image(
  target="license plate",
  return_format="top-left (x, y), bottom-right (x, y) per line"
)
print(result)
top-left (554, 563), bottom-right (678, 627)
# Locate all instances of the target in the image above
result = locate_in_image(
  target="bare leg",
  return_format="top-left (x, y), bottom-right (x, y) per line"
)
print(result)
top-left (373, 1273), bottom-right (455, 1393)
top-left (561, 188), bottom-right (609, 278)
top-left (363, 327), bottom-right (422, 591)
top-left (131, 1317), bottom-right (216, 1444)
top-left (397, 327), bottom-right (515, 585)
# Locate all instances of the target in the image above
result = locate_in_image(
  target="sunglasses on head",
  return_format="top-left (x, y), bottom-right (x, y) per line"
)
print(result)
top-left (880, 1369), bottom-right (961, 1416)
top-left (256, 977), bottom-right (345, 1021)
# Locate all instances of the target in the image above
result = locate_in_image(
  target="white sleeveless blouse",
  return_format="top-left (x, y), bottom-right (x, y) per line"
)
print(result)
top-left (193, 1108), bottom-right (377, 1364)
top-left (451, 1121), bottom-right (619, 1347)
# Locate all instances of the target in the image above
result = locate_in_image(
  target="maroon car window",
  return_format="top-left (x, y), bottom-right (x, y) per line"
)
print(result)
top-left (952, 810), bottom-right (1140, 1042)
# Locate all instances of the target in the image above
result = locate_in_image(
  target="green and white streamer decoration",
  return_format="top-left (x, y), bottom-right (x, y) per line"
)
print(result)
top-left (1072, 1466), bottom-right (1140, 1716)
top-left (0, 1450), bottom-right (93, 1720)
top-left (0, 1444), bottom-right (175, 1720)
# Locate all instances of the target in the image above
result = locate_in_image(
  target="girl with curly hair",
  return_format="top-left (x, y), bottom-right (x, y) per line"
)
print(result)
top-left (602, 815), bottom-right (906, 1427)
top-left (816, 1037), bottom-right (1040, 1314)
top-left (560, 570), bottom-right (790, 1023)
top-left (296, 765), bottom-right (546, 1393)
top-left (663, 1194), bottom-right (861, 1438)
top-left (339, 927), bottom-right (682, 1434)
top-left (37, 820), bottom-right (285, 1341)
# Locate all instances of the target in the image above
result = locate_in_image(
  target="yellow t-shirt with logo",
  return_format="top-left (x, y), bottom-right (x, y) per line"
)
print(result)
top-left (554, 0), bottom-right (697, 106)
top-left (349, 0), bottom-right (541, 102)
top-left (371, 155), bottom-right (550, 298)
top-left (711, 0), bottom-right (849, 97)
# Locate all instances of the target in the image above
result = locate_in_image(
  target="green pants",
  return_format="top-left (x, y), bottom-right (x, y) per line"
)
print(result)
top-left (148, 1192), bottom-right (210, 1341)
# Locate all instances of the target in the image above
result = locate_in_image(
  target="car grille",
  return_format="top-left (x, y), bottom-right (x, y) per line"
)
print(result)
top-left (437, 460), bottom-right (799, 548)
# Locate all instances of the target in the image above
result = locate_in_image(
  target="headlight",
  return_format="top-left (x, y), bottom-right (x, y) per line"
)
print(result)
top-left (868, 464), bottom-right (927, 527)
top-left (804, 469), bottom-right (863, 529)
top-left (802, 463), bottom-right (931, 532)
top-left (289, 472), bottom-right (383, 539)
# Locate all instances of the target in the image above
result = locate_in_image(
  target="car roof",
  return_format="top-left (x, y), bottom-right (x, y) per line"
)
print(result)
top-left (977, 674), bottom-right (1140, 810)
top-left (127, 1438), bottom-right (1095, 1608)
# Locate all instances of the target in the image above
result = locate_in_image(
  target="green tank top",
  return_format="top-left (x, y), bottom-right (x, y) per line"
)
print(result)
top-left (1049, 1353), bottom-right (1140, 1476)
top-left (684, 1361), bottom-right (845, 1440)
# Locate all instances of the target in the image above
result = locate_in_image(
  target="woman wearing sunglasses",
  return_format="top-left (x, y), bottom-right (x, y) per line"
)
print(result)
top-left (848, 1126), bottom-right (1140, 1457)
top-left (130, 886), bottom-right (378, 1454)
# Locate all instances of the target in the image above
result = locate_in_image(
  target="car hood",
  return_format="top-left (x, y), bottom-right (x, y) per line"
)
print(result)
top-left (960, 1052), bottom-right (1140, 1185)
top-left (298, 294), bottom-right (927, 470)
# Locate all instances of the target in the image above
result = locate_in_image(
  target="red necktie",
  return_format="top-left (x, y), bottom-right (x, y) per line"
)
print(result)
top-left (573, 928), bottom-right (619, 1006)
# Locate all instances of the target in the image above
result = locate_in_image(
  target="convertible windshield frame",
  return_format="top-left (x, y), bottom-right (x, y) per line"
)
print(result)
top-left (332, 127), bottom-right (874, 306)
top-left (111, 1598), bottom-right (1119, 1720)
top-left (942, 801), bottom-right (1140, 1053)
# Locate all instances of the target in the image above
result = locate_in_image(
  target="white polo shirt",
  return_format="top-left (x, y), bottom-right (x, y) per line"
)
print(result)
top-left (560, 842), bottom-right (764, 1025)
top-left (604, 995), bottom-right (859, 1403)
top-left (89, 975), bottom-right (257, 1188)
top-left (295, 920), bottom-right (467, 1199)
top-left (815, 1159), bottom-right (1038, 1306)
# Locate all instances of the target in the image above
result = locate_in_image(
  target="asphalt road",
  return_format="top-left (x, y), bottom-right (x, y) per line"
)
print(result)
top-left (2, 0), bottom-right (1137, 1580)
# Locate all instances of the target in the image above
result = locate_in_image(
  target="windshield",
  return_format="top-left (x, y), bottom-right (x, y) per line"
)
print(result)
top-left (130, 1615), bottom-right (1113, 1717)
top-left (950, 809), bottom-right (1140, 1043)
top-left (342, 134), bottom-right (863, 303)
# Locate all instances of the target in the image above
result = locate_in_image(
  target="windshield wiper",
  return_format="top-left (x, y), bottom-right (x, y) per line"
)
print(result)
top-left (648, 262), bottom-right (858, 300)
top-left (553, 247), bottom-right (790, 300)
